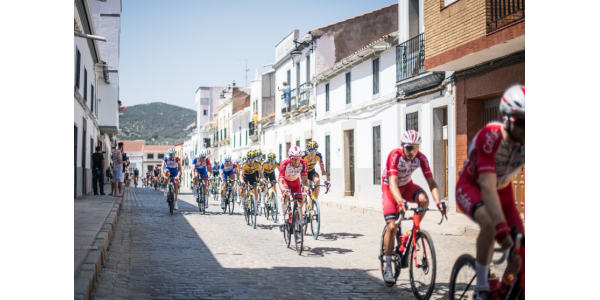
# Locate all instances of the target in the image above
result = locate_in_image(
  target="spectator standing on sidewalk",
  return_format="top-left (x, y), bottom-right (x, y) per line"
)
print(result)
top-left (91, 146), bottom-right (105, 195)
top-left (278, 81), bottom-right (291, 113)
top-left (112, 142), bottom-right (125, 197)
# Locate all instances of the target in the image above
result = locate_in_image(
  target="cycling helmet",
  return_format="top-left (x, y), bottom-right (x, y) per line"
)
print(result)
top-left (255, 149), bottom-right (262, 157)
top-left (500, 84), bottom-right (525, 119)
top-left (168, 148), bottom-right (176, 154)
top-left (224, 154), bottom-right (231, 160)
top-left (247, 150), bottom-right (256, 159)
top-left (400, 130), bottom-right (421, 146)
top-left (288, 146), bottom-right (302, 157)
top-left (307, 140), bottom-right (319, 151)
top-left (198, 150), bottom-right (206, 157)
top-left (267, 153), bottom-right (276, 161)
top-left (242, 156), bottom-right (247, 162)
top-left (236, 157), bottom-right (241, 163)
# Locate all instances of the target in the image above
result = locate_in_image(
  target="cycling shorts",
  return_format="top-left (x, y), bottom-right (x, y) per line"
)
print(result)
top-left (264, 172), bottom-right (276, 183)
top-left (307, 169), bottom-right (320, 180)
top-left (165, 167), bottom-right (178, 179)
top-left (213, 171), bottom-right (220, 177)
top-left (194, 168), bottom-right (208, 179)
top-left (382, 180), bottom-right (426, 219)
top-left (282, 179), bottom-right (302, 202)
top-left (243, 174), bottom-right (258, 185)
top-left (222, 170), bottom-right (235, 180)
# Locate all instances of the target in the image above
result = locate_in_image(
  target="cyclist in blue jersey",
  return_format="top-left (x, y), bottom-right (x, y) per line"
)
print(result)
top-left (161, 148), bottom-right (182, 209)
top-left (192, 150), bottom-right (212, 209)
top-left (211, 160), bottom-right (220, 193)
top-left (219, 154), bottom-right (238, 209)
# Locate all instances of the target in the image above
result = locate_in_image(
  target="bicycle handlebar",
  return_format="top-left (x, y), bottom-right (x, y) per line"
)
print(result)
top-left (394, 205), bottom-right (447, 225)
top-left (311, 184), bottom-right (330, 194)
top-left (492, 228), bottom-right (524, 265)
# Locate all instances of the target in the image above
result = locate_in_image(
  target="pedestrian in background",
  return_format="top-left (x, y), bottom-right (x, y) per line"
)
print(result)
top-left (112, 142), bottom-right (125, 197)
top-left (278, 81), bottom-right (291, 113)
top-left (92, 146), bottom-right (105, 195)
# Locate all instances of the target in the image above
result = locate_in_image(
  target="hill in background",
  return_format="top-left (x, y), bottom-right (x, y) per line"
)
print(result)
top-left (117, 102), bottom-right (196, 145)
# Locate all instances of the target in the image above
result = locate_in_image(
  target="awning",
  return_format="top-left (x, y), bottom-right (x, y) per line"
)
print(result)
top-left (99, 126), bottom-right (120, 134)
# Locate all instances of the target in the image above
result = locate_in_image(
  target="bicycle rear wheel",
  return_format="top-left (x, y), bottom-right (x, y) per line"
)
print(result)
top-left (293, 205), bottom-right (304, 255)
top-left (271, 191), bottom-right (278, 224)
top-left (251, 195), bottom-right (257, 229)
top-left (282, 202), bottom-right (291, 247)
top-left (228, 191), bottom-right (235, 215)
top-left (379, 225), bottom-right (400, 287)
top-left (449, 254), bottom-right (477, 300)
top-left (244, 197), bottom-right (250, 225)
top-left (309, 199), bottom-right (321, 240)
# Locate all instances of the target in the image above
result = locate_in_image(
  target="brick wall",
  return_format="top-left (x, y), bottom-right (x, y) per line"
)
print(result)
top-left (455, 61), bottom-right (524, 178)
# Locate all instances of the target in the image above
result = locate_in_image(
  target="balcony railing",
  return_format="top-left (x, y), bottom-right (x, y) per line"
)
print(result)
top-left (281, 88), bottom-right (297, 114)
top-left (396, 33), bottom-right (425, 82)
top-left (486, 0), bottom-right (524, 32)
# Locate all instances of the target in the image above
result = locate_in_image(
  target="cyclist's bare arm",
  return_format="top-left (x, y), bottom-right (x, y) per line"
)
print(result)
top-left (426, 177), bottom-right (442, 205)
top-left (388, 175), bottom-right (406, 214)
top-left (479, 173), bottom-right (506, 226)
top-left (318, 163), bottom-right (328, 182)
top-left (177, 161), bottom-right (183, 180)
top-left (278, 178), bottom-right (287, 194)
top-left (301, 175), bottom-right (309, 191)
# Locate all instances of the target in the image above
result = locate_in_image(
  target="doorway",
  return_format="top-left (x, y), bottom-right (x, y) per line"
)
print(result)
top-left (82, 119), bottom-right (87, 195)
top-left (433, 106), bottom-right (449, 200)
top-left (344, 130), bottom-right (355, 196)
top-left (286, 142), bottom-right (291, 159)
top-left (74, 125), bottom-right (78, 198)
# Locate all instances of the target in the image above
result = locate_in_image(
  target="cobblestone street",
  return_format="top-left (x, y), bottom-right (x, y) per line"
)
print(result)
top-left (92, 186), bottom-right (494, 300)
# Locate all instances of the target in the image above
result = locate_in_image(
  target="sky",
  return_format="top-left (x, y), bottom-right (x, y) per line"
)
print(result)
top-left (120, 0), bottom-right (396, 111)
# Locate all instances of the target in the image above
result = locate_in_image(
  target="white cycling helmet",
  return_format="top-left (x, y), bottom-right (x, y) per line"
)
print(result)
top-left (288, 146), bottom-right (302, 157)
top-left (168, 148), bottom-right (176, 154)
top-left (400, 129), bottom-right (421, 146)
top-left (224, 154), bottom-right (231, 160)
top-left (500, 84), bottom-right (525, 118)
top-left (198, 150), bottom-right (206, 157)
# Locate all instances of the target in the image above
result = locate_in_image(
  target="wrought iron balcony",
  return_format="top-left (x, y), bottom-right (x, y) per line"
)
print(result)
top-left (486, 0), bottom-right (525, 32)
top-left (396, 33), bottom-right (425, 82)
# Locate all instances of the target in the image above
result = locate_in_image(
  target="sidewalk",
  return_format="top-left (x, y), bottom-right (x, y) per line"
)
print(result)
top-left (317, 195), bottom-right (481, 237)
top-left (74, 182), bottom-right (123, 300)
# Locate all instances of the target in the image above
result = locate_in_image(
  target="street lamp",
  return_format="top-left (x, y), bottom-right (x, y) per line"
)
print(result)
top-left (291, 49), bottom-right (302, 65)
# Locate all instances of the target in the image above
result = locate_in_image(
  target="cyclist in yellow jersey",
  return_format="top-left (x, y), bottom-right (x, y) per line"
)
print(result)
top-left (302, 141), bottom-right (331, 207)
top-left (238, 150), bottom-right (264, 213)
top-left (260, 153), bottom-right (279, 207)
top-left (236, 156), bottom-right (247, 204)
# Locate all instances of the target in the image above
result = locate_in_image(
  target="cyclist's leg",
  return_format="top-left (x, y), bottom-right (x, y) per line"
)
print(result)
top-left (221, 173), bottom-right (228, 198)
top-left (498, 184), bottom-right (525, 290)
top-left (402, 181), bottom-right (429, 220)
top-left (382, 183), bottom-right (399, 264)
top-left (172, 170), bottom-right (179, 200)
top-left (311, 170), bottom-right (321, 200)
top-left (456, 182), bottom-right (495, 292)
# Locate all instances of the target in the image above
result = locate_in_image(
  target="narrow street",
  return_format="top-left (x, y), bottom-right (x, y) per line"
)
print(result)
top-left (92, 186), bottom-right (497, 300)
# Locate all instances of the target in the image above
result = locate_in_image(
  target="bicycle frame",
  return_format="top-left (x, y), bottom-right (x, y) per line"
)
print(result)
top-left (394, 206), bottom-right (445, 268)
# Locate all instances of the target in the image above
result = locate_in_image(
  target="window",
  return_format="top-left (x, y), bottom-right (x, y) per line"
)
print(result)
top-left (220, 130), bottom-right (223, 140)
top-left (406, 112), bottom-right (419, 131)
top-left (91, 85), bottom-right (94, 112)
top-left (373, 126), bottom-right (381, 184)
top-left (158, 153), bottom-right (164, 159)
top-left (346, 72), bottom-right (351, 104)
top-left (239, 132), bottom-right (242, 147)
top-left (75, 47), bottom-right (81, 90)
top-left (296, 63), bottom-right (300, 89)
top-left (203, 110), bottom-right (207, 115)
top-left (296, 140), bottom-right (300, 147)
top-left (325, 83), bottom-right (330, 112)
top-left (224, 128), bottom-right (227, 139)
top-left (279, 144), bottom-right (282, 162)
top-left (306, 55), bottom-right (311, 82)
top-left (246, 130), bottom-right (248, 145)
top-left (325, 135), bottom-right (331, 180)
top-left (287, 70), bottom-right (291, 86)
top-left (84, 68), bottom-right (88, 102)
top-left (147, 153), bottom-right (154, 159)
top-left (373, 58), bottom-right (380, 95)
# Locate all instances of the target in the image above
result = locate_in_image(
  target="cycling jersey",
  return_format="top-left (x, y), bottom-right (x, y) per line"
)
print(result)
top-left (241, 162), bottom-right (261, 175)
top-left (220, 162), bottom-right (237, 172)
top-left (278, 158), bottom-right (308, 182)
top-left (459, 122), bottom-right (525, 189)
top-left (192, 157), bottom-right (212, 172)
top-left (302, 151), bottom-right (324, 172)
top-left (382, 149), bottom-right (433, 187)
top-left (262, 161), bottom-right (279, 174)
top-left (163, 156), bottom-right (180, 169)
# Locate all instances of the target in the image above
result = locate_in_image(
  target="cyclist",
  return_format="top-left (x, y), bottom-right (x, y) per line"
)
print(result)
top-left (302, 141), bottom-right (331, 211)
top-left (455, 85), bottom-right (525, 300)
top-left (254, 149), bottom-right (264, 203)
top-left (236, 156), bottom-right (247, 204)
top-left (161, 148), bottom-right (182, 210)
top-left (211, 160), bottom-right (220, 193)
top-left (146, 169), bottom-right (152, 186)
top-left (260, 153), bottom-right (279, 208)
top-left (381, 129), bottom-right (446, 283)
top-left (153, 167), bottom-right (160, 188)
top-left (277, 146), bottom-right (309, 225)
top-left (219, 155), bottom-right (237, 209)
top-left (133, 168), bottom-right (139, 187)
top-left (192, 150), bottom-right (212, 209)
top-left (238, 150), bottom-right (264, 213)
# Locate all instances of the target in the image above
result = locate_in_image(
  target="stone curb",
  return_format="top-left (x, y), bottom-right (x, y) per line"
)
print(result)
top-left (74, 196), bottom-right (123, 300)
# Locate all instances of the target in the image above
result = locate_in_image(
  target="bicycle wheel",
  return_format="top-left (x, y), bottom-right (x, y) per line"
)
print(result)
top-left (310, 199), bottom-right (321, 240)
top-left (271, 191), bottom-right (278, 223)
top-left (168, 188), bottom-right (174, 215)
top-left (251, 195), bottom-right (257, 229)
top-left (264, 196), bottom-right (271, 221)
top-left (449, 254), bottom-right (477, 300)
top-left (506, 273), bottom-right (524, 300)
top-left (228, 190), bottom-right (235, 215)
top-left (379, 225), bottom-right (401, 287)
top-left (283, 202), bottom-right (291, 247)
top-left (293, 205), bottom-right (304, 255)
top-left (302, 203), bottom-right (310, 235)
top-left (409, 230), bottom-right (436, 300)
top-left (256, 189), bottom-right (263, 217)
top-left (244, 196), bottom-right (250, 225)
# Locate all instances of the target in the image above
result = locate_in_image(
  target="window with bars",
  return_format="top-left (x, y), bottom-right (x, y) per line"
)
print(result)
top-left (75, 47), bottom-right (81, 90)
top-left (147, 154), bottom-right (154, 159)
top-left (373, 126), bottom-right (381, 184)
top-left (84, 68), bottom-right (88, 102)
top-left (158, 154), bottom-right (164, 159)
top-left (325, 135), bottom-right (331, 181)
top-left (373, 58), bottom-right (380, 95)
top-left (346, 73), bottom-right (351, 104)
top-left (406, 112), bottom-right (418, 131)
top-left (325, 83), bottom-right (330, 112)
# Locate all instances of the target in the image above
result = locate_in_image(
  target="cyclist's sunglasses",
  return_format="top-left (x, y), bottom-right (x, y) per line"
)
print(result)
top-left (248, 158), bottom-right (255, 162)
top-left (225, 159), bottom-right (231, 163)
top-left (200, 156), bottom-right (206, 159)
top-left (169, 153), bottom-right (175, 156)
top-left (309, 150), bottom-right (317, 153)
top-left (513, 118), bottom-right (525, 129)
top-left (291, 157), bottom-right (301, 161)
top-left (404, 145), bottom-right (419, 152)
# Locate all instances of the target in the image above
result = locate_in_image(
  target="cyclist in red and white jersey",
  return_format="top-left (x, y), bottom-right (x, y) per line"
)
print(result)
top-left (381, 129), bottom-right (445, 283)
top-left (277, 146), bottom-right (309, 225)
top-left (456, 84), bottom-right (525, 300)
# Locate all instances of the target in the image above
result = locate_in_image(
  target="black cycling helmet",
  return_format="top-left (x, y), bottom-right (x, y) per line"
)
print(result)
top-left (247, 150), bottom-right (256, 159)
top-left (267, 153), bottom-right (276, 161)
top-left (307, 140), bottom-right (319, 151)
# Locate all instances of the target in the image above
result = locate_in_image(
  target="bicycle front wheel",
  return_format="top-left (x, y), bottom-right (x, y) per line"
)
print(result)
top-left (251, 195), bottom-right (257, 229)
top-left (310, 199), bottom-right (321, 240)
top-left (228, 192), bottom-right (235, 215)
top-left (409, 230), bottom-right (437, 300)
top-left (449, 254), bottom-right (477, 300)
top-left (293, 206), bottom-right (304, 255)
top-left (244, 197), bottom-right (250, 225)
top-left (271, 191), bottom-right (278, 224)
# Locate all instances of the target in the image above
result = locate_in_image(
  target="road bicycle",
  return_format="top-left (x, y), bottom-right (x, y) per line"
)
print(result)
top-left (241, 182), bottom-right (258, 229)
top-left (165, 178), bottom-right (177, 215)
top-left (378, 203), bottom-right (447, 300)
top-left (222, 178), bottom-right (235, 215)
top-left (133, 176), bottom-right (138, 188)
top-left (261, 180), bottom-right (279, 223)
top-left (281, 190), bottom-right (307, 255)
top-left (195, 177), bottom-right (208, 214)
top-left (211, 176), bottom-right (220, 202)
top-left (302, 183), bottom-right (329, 240)
top-left (449, 227), bottom-right (524, 300)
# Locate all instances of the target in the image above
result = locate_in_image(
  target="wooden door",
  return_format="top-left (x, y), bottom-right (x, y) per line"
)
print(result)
top-left (344, 130), bottom-right (355, 196)
top-left (513, 166), bottom-right (525, 220)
